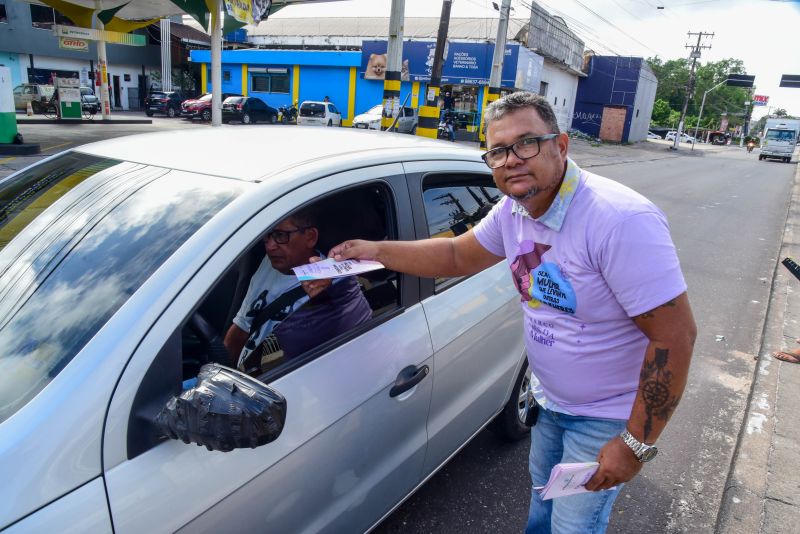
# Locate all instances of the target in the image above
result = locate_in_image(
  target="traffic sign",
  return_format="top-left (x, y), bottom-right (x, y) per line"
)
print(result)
top-left (780, 75), bottom-right (800, 88)
top-left (726, 74), bottom-right (755, 88)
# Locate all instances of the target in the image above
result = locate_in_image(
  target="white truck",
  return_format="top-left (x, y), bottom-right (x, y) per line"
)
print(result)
top-left (759, 118), bottom-right (800, 163)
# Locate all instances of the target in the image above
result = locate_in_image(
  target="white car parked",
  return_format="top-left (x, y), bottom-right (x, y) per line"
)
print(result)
top-left (297, 100), bottom-right (342, 127)
top-left (647, 131), bottom-right (661, 140)
top-left (0, 127), bottom-right (531, 533)
top-left (665, 131), bottom-right (695, 144)
top-left (352, 104), bottom-right (383, 130)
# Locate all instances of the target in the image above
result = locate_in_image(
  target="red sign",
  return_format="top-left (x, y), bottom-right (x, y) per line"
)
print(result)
top-left (752, 94), bottom-right (769, 106)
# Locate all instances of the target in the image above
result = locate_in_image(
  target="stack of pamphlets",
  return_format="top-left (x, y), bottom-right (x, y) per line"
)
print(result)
top-left (534, 462), bottom-right (601, 500)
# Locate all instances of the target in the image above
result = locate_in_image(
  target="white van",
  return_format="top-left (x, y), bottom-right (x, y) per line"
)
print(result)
top-left (760, 119), bottom-right (799, 163)
top-left (297, 100), bottom-right (342, 127)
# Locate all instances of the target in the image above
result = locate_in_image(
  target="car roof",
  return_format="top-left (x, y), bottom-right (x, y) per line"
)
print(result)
top-left (74, 127), bottom-right (479, 182)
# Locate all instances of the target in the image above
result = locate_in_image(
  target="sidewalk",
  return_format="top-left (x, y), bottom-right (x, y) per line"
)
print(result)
top-left (716, 161), bottom-right (800, 533)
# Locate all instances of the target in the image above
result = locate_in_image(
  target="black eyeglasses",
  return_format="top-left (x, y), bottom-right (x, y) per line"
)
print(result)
top-left (481, 134), bottom-right (559, 169)
top-left (264, 226), bottom-right (310, 244)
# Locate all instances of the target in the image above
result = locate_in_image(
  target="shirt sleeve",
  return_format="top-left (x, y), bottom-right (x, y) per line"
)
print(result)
top-left (472, 198), bottom-right (507, 257)
top-left (597, 211), bottom-right (687, 317)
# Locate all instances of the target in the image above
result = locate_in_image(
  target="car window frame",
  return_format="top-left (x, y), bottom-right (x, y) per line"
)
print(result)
top-left (119, 165), bottom-right (419, 461)
top-left (405, 163), bottom-right (503, 299)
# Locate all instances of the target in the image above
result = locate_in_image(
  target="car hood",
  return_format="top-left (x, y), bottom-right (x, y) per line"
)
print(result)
top-left (354, 112), bottom-right (381, 123)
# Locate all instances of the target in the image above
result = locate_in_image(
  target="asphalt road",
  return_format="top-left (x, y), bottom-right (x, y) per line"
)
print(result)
top-left (374, 147), bottom-right (797, 534)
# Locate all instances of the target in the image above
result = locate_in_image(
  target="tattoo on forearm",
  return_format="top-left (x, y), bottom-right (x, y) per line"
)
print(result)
top-left (635, 298), bottom-right (677, 320)
top-left (640, 347), bottom-right (681, 441)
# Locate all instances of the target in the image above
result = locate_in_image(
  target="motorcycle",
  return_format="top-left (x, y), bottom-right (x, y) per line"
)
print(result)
top-left (278, 103), bottom-right (298, 124)
top-left (438, 112), bottom-right (455, 142)
top-left (747, 141), bottom-right (754, 153)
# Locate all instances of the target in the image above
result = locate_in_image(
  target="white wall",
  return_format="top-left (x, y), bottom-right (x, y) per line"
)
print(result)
top-left (630, 63), bottom-right (658, 142)
top-left (540, 61), bottom-right (580, 133)
top-left (32, 55), bottom-right (143, 110)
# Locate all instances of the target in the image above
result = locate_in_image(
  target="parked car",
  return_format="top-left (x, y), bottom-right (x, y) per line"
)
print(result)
top-left (12, 83), bottom-right (55, 114)
top-left (297, 100), bottom-right (342, 126)
top-left (221, 96), bottom-right (279, 124)
top-left (647, 131), bottom-right (661, 140)
top-left (665, 131), bottom-right (695, 144)
top-left (181, 92), bottom-right (242, 121)
top-left (352, 104), bottom-right (383, 130)
top-left (393, 106), bottom-right (419, 134)
top-left (0, 127), bottom-right (530, 533)
top-left (144, 90), bottom-right (184, 117)
top-left (80, 86), bottom-right (99, 114)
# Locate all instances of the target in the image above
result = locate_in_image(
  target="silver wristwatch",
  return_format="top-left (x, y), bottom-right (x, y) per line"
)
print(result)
top-left (620, 429), bottom-right (658, 462)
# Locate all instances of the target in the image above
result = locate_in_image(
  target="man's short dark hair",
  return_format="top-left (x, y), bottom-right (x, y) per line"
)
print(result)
top-left (483, 91), bottom-right (560, 134)
top-left (289, 206), bottom-right (318, 230)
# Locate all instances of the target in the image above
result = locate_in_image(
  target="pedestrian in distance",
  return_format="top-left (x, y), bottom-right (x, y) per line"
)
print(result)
top-left (330, 91), bottom-right (697, 533)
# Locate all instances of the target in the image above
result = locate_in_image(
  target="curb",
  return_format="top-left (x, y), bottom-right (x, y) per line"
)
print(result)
top-left (715, 162), bottom-right (800, 533)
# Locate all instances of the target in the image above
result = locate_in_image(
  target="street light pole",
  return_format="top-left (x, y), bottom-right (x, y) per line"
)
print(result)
top-left (210, 0), bottom-right (222, 127)
top-left (691, 79), bottom-right (727, 151)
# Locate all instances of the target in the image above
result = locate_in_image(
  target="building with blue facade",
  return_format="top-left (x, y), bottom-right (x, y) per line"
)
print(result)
top-left (190, 42), bottom-right (544, 130)
top-left (571, 55), bottom-right (658, 143)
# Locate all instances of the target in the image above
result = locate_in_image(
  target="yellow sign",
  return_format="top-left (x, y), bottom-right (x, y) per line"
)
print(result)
top-left (224, 0), bottom-right (271, 25)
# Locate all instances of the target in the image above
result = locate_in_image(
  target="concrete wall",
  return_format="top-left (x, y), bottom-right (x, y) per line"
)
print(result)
top-left (540, 61), bottom-right (579, 133)
top-left (630, 63), bottom-right (658, 142)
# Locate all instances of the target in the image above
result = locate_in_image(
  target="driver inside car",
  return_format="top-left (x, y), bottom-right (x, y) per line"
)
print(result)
top-left (223, 209), bottom-right (372, 374)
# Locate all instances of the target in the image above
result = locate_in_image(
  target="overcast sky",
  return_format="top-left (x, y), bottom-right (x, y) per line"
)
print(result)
top-left (274, 0), bottom-right (800, 120)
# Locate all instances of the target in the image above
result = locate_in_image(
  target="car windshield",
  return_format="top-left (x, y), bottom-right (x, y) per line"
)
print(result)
top-left (368, 105), bottom-right (383, 115)
top-left (224, 97), bottom-right (244, 104)
top-left (765, 129), bottom-right (796, 141)
top-left (80, 87), bottom-right (93, 96)
top-left (198, 94), bottom-right (212, 101)
top-left (149, 92), bottom-right (167, 98)
top-left (0, 154), bottom-right (244, 424)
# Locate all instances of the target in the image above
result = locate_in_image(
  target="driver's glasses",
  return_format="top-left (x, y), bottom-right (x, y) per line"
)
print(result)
top-left (265, 226), bottom-right (309, 244)
top-left (481, 134), bottom-right (559, 169)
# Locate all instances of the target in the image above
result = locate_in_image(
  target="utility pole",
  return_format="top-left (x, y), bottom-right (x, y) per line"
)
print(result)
top-left (382, 0), bottom-right (405, 131)
top-left (673, 31), bottom-right (713, 150)
top-left (479, 0), bottom-right (512, 149)
top-left (417, 0), bottom-right (452, 138)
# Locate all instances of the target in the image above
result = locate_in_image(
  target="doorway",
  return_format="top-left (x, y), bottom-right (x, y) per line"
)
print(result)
top-left (112, 75), bottom-right (121, 109)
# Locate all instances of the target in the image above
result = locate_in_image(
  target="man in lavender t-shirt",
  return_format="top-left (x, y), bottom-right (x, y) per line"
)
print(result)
top-left (331, 92), bottom-right (696, 533)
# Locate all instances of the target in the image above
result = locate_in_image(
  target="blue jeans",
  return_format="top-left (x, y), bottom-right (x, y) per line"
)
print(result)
top-left (526, 408), bottom-right (627, 534)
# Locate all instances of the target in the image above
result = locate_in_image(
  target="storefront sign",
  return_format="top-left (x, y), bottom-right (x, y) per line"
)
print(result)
top-left (59, 37), bottom-right (89, 52)
top-left (361, 40), bottom-right (541, 88)
top-left (53, 25), bottom-right (145, 46)
top-left (224, 0), bottom-right (272, 25)
top-left (752, 94), bottom-right (769, 106)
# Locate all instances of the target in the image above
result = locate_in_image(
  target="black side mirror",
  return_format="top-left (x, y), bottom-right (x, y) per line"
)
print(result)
top-left (155, 363), bottom-right (287, 452)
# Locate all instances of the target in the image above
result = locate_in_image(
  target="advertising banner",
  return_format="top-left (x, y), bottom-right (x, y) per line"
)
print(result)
top-left (361, 40), bottom-right (540, 87)
top-left (752, 94), bottom-right (769, 106)
top-left (224, 0), bottom-right (272, 25)
top-left (59, 37), bottom-right (89, 52)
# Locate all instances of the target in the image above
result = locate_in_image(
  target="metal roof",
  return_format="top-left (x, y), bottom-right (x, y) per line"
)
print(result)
top-left (247, 17), bottom-right (530, 42)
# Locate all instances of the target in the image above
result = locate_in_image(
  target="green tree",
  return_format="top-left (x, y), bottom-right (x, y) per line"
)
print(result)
top-left (774, 108), bottom-right (788, 117)
top-left (651, 99), bottom-right (672, 125)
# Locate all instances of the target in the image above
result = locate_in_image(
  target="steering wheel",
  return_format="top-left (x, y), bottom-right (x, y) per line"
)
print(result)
top-left (187, 311), bottom-right (230, 366)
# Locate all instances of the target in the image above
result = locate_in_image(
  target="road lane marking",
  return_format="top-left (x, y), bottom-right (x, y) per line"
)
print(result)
top-left (43, 142), bottom-right (72, 152)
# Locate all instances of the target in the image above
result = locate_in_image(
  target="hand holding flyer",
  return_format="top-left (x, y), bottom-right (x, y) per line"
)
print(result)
top-left (292, 258), bottom-right (385, 281)
top-left (534, 462), bottom-right (606, 500)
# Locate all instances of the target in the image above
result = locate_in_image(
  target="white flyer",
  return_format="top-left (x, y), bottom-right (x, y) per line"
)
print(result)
top-left (292, 258), bottom-right (385, 281)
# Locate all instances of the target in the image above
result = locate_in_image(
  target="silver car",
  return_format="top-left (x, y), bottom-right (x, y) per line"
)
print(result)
top-left (0, 128), bottom-right (530, 533)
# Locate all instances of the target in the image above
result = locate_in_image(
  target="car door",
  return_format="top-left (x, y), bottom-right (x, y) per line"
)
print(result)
top-left (103, 165), bottom-right (433, 534)
top-left (13, 85), bottom-right (23, 109)
top-left (404, 160), bottom-right (525, 475)
top-left (328, 104), bottom-right (341, 125)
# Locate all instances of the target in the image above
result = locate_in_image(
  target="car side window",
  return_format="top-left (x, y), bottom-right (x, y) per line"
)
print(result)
top-left (330, 105), bottom-right (339, 115)
top-left (179, 183), bottom-right (402, 384)
top-left (422, 174), bottom-right (501, 291)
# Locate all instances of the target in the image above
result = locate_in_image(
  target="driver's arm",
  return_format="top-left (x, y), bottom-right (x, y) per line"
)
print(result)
top-left (224, 324), bottom-right (248, 368)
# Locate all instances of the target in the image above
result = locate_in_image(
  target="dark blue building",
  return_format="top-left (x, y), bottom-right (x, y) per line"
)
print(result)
top-left (571, 55), bottom-right (657, 143)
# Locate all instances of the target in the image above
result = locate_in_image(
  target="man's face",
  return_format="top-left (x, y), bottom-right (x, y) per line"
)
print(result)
top-left (486, 107), bottom-right (569, 217)
top-left (263, 217), bottom-right (319, 274)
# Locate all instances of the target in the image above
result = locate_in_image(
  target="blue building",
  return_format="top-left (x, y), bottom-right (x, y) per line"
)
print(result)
top-left (190, 41), bottom-right (544, 130)
top-left (571, 55), bottom-right (657, 143)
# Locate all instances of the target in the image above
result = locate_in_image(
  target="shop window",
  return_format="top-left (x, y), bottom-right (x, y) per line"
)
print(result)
top-left (0, 3), bottom-right (7, 24)
top-left (30, 4), bottom-right (74, 29)
top-left (250, 70), bottom-right (289, 94)
top-left (223, 70), bottom-right (231, 82)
